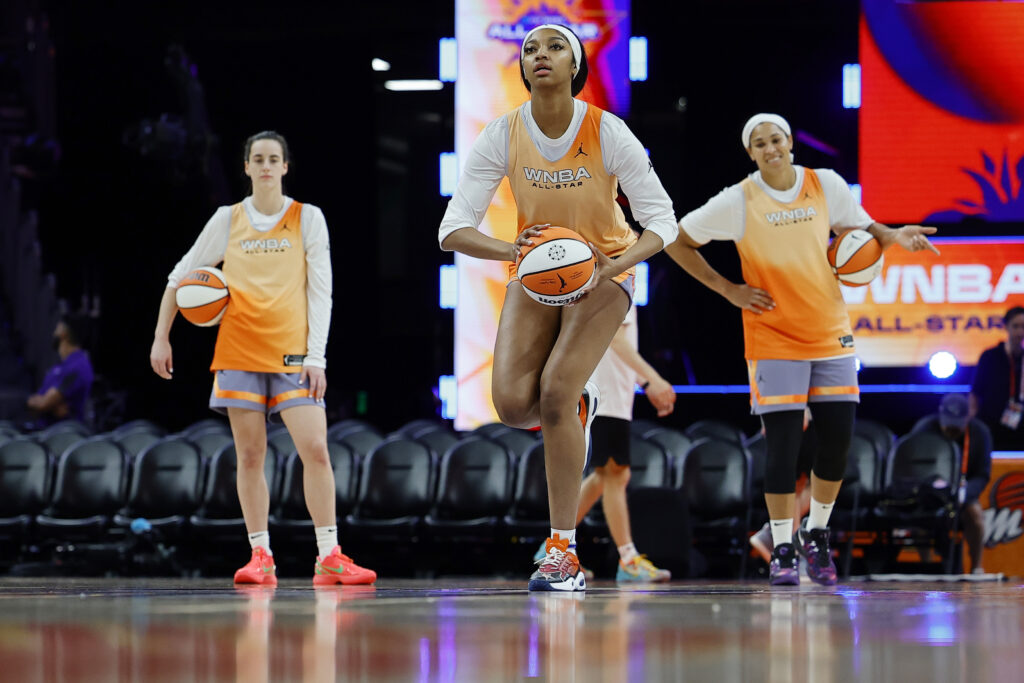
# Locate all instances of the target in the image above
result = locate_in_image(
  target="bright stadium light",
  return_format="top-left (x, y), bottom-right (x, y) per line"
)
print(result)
top-left (629, 37), bottom-right (648, 82)
top-left (929, 351), bottom-right (957, 379)
top-left (439, 375), bottom-right (457, 419)
top-left (372, 58), bottom-right (391, 72)
top-left (843, 63), bottom-right (861, 109)
top-left (384, 80), bottom-right (444, 91)
top-left (439, 38), bottom-right (457, 82)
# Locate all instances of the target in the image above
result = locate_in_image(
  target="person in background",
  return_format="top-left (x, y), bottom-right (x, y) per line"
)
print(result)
top-left (26, 314), bottom-right (94, 429)
top-left (970, 306), bottom-right (1024, 451)
top-left (914, 393), bottom-right (992, 574)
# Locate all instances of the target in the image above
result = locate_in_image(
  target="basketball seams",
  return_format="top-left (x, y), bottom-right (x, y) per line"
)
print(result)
top-left (515, 226), bottom-right (596, 305)
top-left (176, 266), bottom-right (230, 326)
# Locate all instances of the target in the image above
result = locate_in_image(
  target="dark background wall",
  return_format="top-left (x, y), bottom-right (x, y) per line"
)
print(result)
top-left (13, 0), bottom-right (1005, 435)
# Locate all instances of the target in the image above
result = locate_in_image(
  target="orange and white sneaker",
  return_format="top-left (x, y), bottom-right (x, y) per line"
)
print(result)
top-left (234, 547), bottom-right (277, 586)
top-left (529, 535), bottom-right (586, 592)
top-left (313, 546), bottom-right (377, 585)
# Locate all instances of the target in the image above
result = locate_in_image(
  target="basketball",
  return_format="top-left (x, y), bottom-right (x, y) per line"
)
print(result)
top-left (175, 266), bottom-right (229, 326)
top-left (827, 230), bottom-right (884, 287)
top-left (515, 226), bottom-right (596, 306)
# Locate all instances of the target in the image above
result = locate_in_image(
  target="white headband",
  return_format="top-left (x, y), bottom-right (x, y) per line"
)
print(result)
top-left (521, 24), bottom-right (582, 80)
top-left (741, 113), bottom-right (792, 148)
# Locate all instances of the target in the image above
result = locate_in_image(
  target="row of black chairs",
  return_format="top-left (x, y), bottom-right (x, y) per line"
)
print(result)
top-left (0, 415), bottom-right (965, 576)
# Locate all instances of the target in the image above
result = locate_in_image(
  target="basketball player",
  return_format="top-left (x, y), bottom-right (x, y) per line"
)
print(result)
top-left (664, 114), bottom-right (938, 585)
top-left (438, 25), bottom-right (678, 591)
top-left (150, 131), bottom-right (375, 586)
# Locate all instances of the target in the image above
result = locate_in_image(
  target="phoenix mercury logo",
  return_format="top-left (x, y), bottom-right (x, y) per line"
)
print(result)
top-left (984, 471), bottom-right (1024, 547)
top-left (523, 166), bottom-right (592, 190)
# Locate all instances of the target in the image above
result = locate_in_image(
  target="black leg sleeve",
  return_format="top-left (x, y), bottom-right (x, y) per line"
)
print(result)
top-left (808, 401), bottom-right (857, 482)
top-left (762, 410), bottom-right (806, 494)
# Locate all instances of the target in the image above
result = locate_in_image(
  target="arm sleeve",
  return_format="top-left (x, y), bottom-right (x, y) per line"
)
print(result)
top-left (818, 168), bottom-right (873, 230)
top-left (965, 422), bottom-right (993, 502)
top-left (167, 207), bottom-right (232, 287)
top-left (438, 117), bottom-right (509, 249)
top-left (678, 185), bottom-right (746, 245)
top-left (600, 114), bottom-right (677, 247)
top-left (303, 205), bottom-right (332, 369)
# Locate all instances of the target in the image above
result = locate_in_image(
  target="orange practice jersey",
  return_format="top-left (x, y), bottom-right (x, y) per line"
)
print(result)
top-left (736, 169), bottom-right (854, 361)
top-left (211, 201), bottom-right (308, 373)
top-left (506, 103), bottom-right (636, 280)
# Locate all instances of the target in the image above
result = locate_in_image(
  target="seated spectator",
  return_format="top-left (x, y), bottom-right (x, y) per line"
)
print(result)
top-left (25, 314), bottom-right (94, 429)
top-left (915, 393), bottom-right (993, 574)
top-left (970, 306), bottom-right (1024, 451)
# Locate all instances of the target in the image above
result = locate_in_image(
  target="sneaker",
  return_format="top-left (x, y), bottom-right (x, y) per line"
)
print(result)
top-left (533, 540), bottom-right (594, 581)
top-left (793, 522), bottom-right (838, 586)
top-left (616, 555), bottom-right (671, 583)
top-left (313, 546), bottom-right (378, 585)
top-left (234, 547), bottom-right (277, 586)
top-left (529, 536), bottom-right (586, 592)
top-left (749, 522), bottom-right (774, 564)
top-left (769, 543), bottom-right (800, 586)
top-left (580, 381), bottom-right (600, 471)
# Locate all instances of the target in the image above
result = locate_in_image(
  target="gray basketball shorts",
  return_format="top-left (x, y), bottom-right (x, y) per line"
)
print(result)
top-left (209, 369), bottom-right (324, 422)
top-left (746, 356), bottom-right (859, 415)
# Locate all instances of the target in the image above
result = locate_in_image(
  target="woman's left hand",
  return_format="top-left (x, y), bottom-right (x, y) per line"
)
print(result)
top-left (569, 243), bottom-right (617, 305)
top-left (301, 365), bottom-right (327, 401)
top-left (893, 225), bottom-right (940, 254)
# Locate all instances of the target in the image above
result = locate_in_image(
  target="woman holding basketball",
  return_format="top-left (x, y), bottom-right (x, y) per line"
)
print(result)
top-left (150, 131), bottom-right (375, 586)
top-left (438, 25), bottom-right (678, 591)
top-left (664, 113), bottom-right (939, 586)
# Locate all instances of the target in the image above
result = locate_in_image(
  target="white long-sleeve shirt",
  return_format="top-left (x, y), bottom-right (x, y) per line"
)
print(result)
top-left (438, 99), bottom-right (678, 249)
top-left (680, 166), bottom-right (873, 244)
top-left (167, 196), bottom-right (332, 369)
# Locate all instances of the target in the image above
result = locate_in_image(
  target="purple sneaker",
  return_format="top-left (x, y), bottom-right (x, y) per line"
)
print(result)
top-left (793, 524), bottom-right (838, 586)
top-left (769, 543), bottom-right (800, 586)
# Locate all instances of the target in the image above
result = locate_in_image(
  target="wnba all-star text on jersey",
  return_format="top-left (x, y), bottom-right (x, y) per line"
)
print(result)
top-left (239, 237), bottom-right (293, 254)
top-left (523, 166), bottom-right (591, 190)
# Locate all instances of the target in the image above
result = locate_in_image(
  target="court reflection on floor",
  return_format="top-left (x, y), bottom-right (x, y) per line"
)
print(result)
top-left (0, 580), bottom-right (1023, 681)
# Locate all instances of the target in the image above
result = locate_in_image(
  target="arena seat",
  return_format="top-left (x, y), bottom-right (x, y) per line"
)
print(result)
top-left (469, 422), bottom-right (511, 439)
top-left (179, 418), bottom-right (230, 439)
top-left (874, 430), bottom-right (963, 573)
top-left (113, 427), bottom-right (162, 458)
top-left (853, 418), bottom-right (896, 464)
top-left (414, 428), bottom-right (460, 459)
top-left (345, 437), bottom-right (436, 542)
top-left (486, 428), bottom-right (537, 461)
top-left (270, 441), bottom-right (358, 533)
top-left (112, 437), bottom-right (202, 536)
top-left (675, 437), bottom-right (751, 577)
top-left (831, 432), bottom-right (883, 576)
top-left (641, 427), bottom-right (692, 465)
top-left (424, 437), bottom-right (513, 540)
top-left (333, 428), bottom-right (383, 460)
top-left (186, 427), bottom-right (233, 462)
top-left (0, 438), bottom-right (51, 542)
top-left (501, 439), bottom-right (550, 542)
top-left (35, 436), bottom-right (128, 540)
top-left (580, 436), bottom-right (671, 541)
top-left (189, 442), bottom-right (280, 539)
top-left (267, 427), bottom-right (295, 460)
top-left (683, 419), bottom-right (747, 445)
top-left (327, 419), bottom-right (377, 441)
top-left (111, 419), bottom-right (165, 437)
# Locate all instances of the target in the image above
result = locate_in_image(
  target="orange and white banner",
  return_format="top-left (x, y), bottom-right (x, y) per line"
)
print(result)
top-left (842, 238), bottom-right (1024, 367)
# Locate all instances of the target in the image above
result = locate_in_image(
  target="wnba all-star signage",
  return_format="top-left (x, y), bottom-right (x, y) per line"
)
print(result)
top-left (840, 237), bottom-right (1024, 368)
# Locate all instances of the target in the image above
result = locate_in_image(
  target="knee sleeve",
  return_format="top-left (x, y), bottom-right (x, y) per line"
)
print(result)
top-left (808, 401), bottom-right (856, 482)
top-left (762, 410), bottom-right (805, 494)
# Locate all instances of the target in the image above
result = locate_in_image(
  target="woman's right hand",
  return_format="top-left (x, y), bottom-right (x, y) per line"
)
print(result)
top-left (512, 224), bottom-right (550, 260)
top-left (725, 283), bottom-right (775, 314)
top-left (150, 338), bottom-right (174, 379)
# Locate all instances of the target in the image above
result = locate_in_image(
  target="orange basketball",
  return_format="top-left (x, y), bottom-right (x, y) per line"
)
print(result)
top-left (515, 226), bottom-right (596, 305)
top-left (175, 266), bottom-right (229, 327)
top-left (826, 230), bottom-right (884, 287)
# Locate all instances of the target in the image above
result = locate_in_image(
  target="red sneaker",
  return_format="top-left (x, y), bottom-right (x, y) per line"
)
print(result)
top-left (313, 546), bottom-right (377, 585)
top-left (234, 547), bottom-right (277, 586)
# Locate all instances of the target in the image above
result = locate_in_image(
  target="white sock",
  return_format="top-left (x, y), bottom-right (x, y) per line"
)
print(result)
top-left (618, 542), bottom-right (638, 565)
top-left (248, 531), bottom-right (272, 556)
top-left (770, 519), bottom-right (793, 548)
top-left (315, 525), bottom-right (338, 558)
top-left (807, 498), bottom-right (835, 530)
top-left (551, 528), bottom-right (577, 556)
